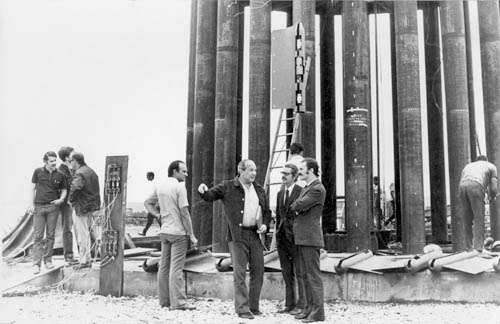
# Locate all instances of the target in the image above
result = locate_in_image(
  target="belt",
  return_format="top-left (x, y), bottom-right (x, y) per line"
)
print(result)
top-left (239, 224), bottom-right (258, 231)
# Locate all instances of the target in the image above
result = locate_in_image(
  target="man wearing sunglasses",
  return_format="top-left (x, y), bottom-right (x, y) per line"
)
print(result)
top-left (275, 163), bottom-right (305, 315)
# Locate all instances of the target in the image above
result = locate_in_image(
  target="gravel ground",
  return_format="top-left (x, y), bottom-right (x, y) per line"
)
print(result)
top-left (1, 291), bottom-right (500, 324)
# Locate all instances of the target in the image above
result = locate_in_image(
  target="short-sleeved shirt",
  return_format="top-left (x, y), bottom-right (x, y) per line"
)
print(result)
top-left (460, 160), bottom-right (498, 189)
top-left (32, 167), bottom-right (67, 204)
top-left (146, 177), bottom-right (189, 235)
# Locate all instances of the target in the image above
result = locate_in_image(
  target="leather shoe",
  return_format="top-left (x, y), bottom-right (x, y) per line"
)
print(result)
top-left (45, 262), bottom-right (54, 270)
top-left (238, 312), bottom-right (254, 319)
top-left (295, 312), bottom-right (310, 320)
top-left (250, 309), bottom-right (262, 316)
top-left (289, 308), bottom-right (303, 315)
top-left (277, 307), bottom-right (294, 314)
top-left (302, 317), bottom-right (325, 323)
top-left (171, 305), bottom-right (196, 311)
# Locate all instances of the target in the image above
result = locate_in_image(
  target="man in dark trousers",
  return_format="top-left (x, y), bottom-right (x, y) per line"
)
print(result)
top-left (140, 171), bottom-right (161, 236)
top-left (275, 163), bottom-right (305, 314)
top-left (291, 157), bottom-right (326, 322)
top-left (198, 159), bottom-right (271, 320)
top-left (57, 146), bottom-right (78, 265)
top-left (30, 151), bottom-right (68, 274)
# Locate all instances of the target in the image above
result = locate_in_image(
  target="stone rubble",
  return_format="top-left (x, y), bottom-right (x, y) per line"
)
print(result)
top-left (1, 290), bottom-right (500, 324)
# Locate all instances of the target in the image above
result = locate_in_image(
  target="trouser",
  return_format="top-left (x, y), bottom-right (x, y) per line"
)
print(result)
top-left (459, 180), bottom-right (486, 250)
top-left (73, 211), bottom-right (92, 264)
top-left (276, 233), bottom-right (305, 309)
top-left (60, 203), bottom-right (74, 260)
top-left (297, 245), bottom-right (325, 320)
top-left (32, 204), bottom-right (59, 266)
top-left (143, 213), bottom-right (162, 235)
top-left (228, 229), bottom-right (264, 314)
top-left (158, 234), bottom-right (189, 308)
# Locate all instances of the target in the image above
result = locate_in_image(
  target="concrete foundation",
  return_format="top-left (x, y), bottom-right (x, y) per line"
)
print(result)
top-left (59, 262), bottom-right (500, 303)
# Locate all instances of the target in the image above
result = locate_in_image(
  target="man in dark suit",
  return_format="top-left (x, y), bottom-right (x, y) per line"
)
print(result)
top-left (198, 159), bottom-right (271, 320)
top-left (276, 163), bottom-right (305, 314)
top-left (290, 157), bottom-right (326, 323)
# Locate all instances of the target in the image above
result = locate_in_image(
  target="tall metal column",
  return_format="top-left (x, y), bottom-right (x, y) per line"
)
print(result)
top-left (212, 0), bottom-right (240, 253)
top-left (394, 1), bottom-right (425, 254)
top-left (186, 0), bottom-right (198, 206)
top-left (248, 0), bottom-right (271, 185)
top-left (440, 1), bottom-right (471, 251)
top-left (343, 1), bottom-right (372, 251)
top-left (293, 0), bottom-right (316, 157)
top-left (423, 2), bottom-right (447, 243)
top-left (320, 1), bottom-right (336, 233)
top-left (464, 1), bottom-right (477, 161)
top-left (390, 12), bottom-right (402, 242)
top-left (191, 0), bottom-right (218, 246)
top-left (478, 0), bottom-right (500, 240)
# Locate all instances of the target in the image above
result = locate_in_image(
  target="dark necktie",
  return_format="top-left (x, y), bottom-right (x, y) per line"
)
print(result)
top-left (284, 189), bottom-right (290, 207)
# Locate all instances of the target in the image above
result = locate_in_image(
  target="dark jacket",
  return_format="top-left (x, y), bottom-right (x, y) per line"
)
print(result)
top-left (276, 184), bottom-right (302, 242)
top-left (69, 165), bottom-right (101, 215)
top-left (199, 177), bottom-right (271, 242)
top-left (290, 179), bottom-right (325, 248)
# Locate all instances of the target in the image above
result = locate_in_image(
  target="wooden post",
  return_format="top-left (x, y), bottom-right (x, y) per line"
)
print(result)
top-left (99, 155), bottom-right (128, 297)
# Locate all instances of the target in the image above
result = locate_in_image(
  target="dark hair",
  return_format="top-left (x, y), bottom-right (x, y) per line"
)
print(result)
top-left (477, 155), bottom-right (488, 161)
top-left (58, 146), bottom-right (74, 161)
top-left (71, 152), bottom-right (86, 166)
top-left (146, 171), bottom-right (155, 180)
top-left (168, 160), bottom-right (185, 177)
top-left (289, 142), bottom-right (304, 155)
top-left (302, 157), bottom-right (319, 177)
top-left (284, 163), bottom-right (298, 177)
top-left (43, 151), bottom-right (57, 162)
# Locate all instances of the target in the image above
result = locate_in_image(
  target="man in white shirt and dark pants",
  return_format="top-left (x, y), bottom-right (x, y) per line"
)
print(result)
top-left (145, 160), bottom-right (197, 310)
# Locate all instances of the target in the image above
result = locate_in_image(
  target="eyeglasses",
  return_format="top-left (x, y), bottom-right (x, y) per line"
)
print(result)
top-left (68, 159), bottom-right (74, 162)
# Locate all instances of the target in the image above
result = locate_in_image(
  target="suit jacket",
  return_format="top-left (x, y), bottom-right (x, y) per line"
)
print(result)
top-left (290, 179), bottom-right (326, 248)
top-left (276, 184), bottom-right (302, 242)
top-left (199, 177), bottom-right (271, 242)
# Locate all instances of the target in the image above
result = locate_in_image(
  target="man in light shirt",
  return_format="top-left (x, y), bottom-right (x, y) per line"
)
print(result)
top-left (198, 159), bottom-right (271, 320)
top-left (458, 155), bottom-right (498, 250)
top-left (144, 160), bottom-right (197, 311)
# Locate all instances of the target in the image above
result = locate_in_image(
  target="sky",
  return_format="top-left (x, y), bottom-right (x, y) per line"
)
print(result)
top-left (0, 1), bottom-right (488, 230)
top-left (0, 0), bottom-right (190, 228)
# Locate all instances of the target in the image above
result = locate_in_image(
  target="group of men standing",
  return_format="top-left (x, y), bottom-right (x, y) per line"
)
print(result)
top-left (30, 147), bottom-right (100, 274)
top-left (145, 142), bottom-right (326, 322)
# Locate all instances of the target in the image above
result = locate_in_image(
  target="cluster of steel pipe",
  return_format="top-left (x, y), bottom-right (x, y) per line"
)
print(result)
top-left (185, 0), bottom-right (500, 254)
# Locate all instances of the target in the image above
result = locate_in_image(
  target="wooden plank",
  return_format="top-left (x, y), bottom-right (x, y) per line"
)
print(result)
top-left (99, 155), bottom-right (128, 297)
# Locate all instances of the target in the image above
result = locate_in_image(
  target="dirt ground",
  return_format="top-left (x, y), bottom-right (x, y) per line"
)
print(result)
top-left (1, 290), bottom-right (500, 324)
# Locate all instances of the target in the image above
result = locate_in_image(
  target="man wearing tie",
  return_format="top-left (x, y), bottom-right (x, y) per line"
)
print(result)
top-left (291, 158), bottom-right (326, 322)
top-left (275, 163), bottom-right (305, 314)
